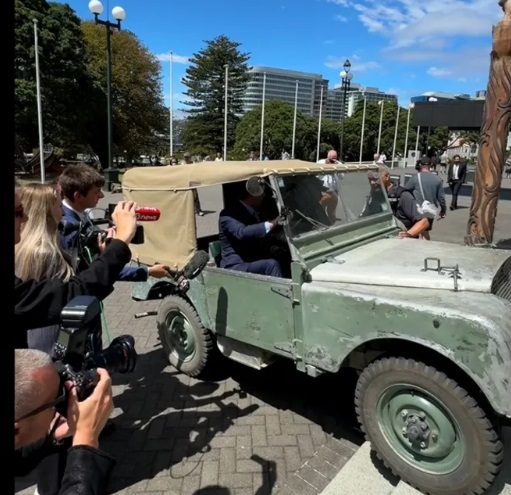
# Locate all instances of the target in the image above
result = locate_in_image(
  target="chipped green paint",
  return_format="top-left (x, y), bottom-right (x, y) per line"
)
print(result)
top-left (301, 282), bottom-right (511, 417)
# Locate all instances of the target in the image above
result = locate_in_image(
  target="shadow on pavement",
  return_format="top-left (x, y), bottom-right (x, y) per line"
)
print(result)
top-left (192, 456), bottom-right (277, 495)
top-left (103, 348), bottom-right (259, 493)
top-left (101, 345), bottom-right (363, 493)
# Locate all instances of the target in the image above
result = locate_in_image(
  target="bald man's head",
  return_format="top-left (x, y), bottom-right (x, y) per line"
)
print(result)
top-left (327, 150), bottom-right (338, 161)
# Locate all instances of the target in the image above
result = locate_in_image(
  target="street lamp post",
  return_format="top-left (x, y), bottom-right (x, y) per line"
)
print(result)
top-left (339, 60), bottom-right (353, 162)
top-left (359, 96), bottom-right (367, 164)
top-left (88, 0), bottom-right (126, 190)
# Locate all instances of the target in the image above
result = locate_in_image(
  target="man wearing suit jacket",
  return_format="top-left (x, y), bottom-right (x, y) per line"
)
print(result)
top-left (219, 183), bottom-right (283, 278)
top-left (447, 154), bottom-right (467, 210)
top-left (58, 165), bottom-right (169, 280)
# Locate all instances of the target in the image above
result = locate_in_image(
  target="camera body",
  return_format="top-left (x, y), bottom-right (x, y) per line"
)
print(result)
top-left (53, 296), bottom-right (137, 410)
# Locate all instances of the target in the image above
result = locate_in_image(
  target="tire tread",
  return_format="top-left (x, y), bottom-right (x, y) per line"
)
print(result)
top-left (354, 357), bottom-right (504, 495)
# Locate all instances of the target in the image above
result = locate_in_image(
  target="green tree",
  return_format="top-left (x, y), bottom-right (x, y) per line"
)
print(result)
top-left (233, 100), bottom-right (316, 160)
top-left (80, 22), bottom-right (167, 167)
top-left (15, 0), bottom-right (89, 152)
top-left (181, 35), bottom-right (250, 155)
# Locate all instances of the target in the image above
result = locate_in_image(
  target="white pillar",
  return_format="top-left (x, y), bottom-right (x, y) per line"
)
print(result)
top-left (34, 19), bottom-right (45, 184)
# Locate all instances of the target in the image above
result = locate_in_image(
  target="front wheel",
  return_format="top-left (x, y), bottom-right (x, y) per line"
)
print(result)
top-left (355, 357), bottom-right (503, 495)
top-left (157, 295), bottom-right (215, 378)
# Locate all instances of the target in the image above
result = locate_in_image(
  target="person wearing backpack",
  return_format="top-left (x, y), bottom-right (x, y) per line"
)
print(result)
top-left (377, 165), bottom-right (430, 239)
top-left (405, 157), bottom-right (446, 239)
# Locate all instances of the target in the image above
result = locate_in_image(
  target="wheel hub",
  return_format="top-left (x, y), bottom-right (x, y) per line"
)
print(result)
top-left (377, 385), bottom-right (464, 475)
top-left (164, 312), bottom-right (196, 362)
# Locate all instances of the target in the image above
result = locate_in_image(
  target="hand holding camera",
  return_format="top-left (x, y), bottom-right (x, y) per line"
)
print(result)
top-left (68, 368), bottom-right (114, 449)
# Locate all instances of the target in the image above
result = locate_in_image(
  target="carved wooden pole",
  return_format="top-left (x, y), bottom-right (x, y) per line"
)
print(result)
top-left (466, 0), bottom-right (511, 246)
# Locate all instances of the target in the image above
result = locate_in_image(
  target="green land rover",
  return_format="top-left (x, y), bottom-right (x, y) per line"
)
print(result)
top-left (122, 160), bottom-right (511, 495)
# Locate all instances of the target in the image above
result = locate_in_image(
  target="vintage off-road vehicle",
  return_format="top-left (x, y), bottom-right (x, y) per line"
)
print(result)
top-left (122, 160), bottom-right (511, 495)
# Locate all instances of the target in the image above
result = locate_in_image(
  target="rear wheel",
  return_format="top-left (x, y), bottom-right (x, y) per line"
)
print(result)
top-left (157, 295), bottom-right (215, 378)
top-left (355, 357), bottom-right (503, 495)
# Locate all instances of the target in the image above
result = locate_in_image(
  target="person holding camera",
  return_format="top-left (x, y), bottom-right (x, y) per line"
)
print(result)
top-left (15, 187), bottom-right (138, 347)
top-left (15, 349), bottom-right (115, 494)
top-left (57, 165), bottom-right (168, 279)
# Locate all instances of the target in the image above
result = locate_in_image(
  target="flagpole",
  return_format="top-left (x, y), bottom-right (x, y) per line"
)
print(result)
top-left (359, 97), bottom-right (366, 164)
top-left (259, 72), bottom-right (266, 160)
top-left (33, 19), bottom-right (45, 184)
top-left (316, 85), bottom-right (324, 162)
top-left (223, 64), bottom-right (229, 161)
top-left (415, 125), bottom-right (421, 157)
top-left (404, 103), bottom-right (414, 165)
top-left (169, 51), bottom-right (174, 158)
top-left (391, 105), bottom-right (400, 169)
top-left (377, 100), bottom-right (384, 155)
top-left (291, 80), bottom-right (298, 159)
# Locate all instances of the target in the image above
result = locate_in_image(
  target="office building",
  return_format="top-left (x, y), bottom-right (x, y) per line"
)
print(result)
top-left (324, 84), bottom-right (396, 121)
top-left (475, 90), bottom-right (487, 99)
top-left (242, 66), bottom-right (328, 118)
top-left (346, 87), bottom-right (397, 117)
top-left (410, 91), bottom-right (479, 103)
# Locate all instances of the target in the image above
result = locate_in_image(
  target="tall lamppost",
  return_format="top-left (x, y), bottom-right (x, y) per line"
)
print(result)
top-left (339, 60), bottom-right (353, 162)
top-left (88, 0), bottom-right (126, 190)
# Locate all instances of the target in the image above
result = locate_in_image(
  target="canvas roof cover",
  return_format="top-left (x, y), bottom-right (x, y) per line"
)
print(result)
top-left (122, 160), bottom-right (377, 269)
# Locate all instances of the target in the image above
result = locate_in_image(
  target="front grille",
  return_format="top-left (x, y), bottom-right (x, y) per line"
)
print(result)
top-left (492, 257), bottom-right (511, 302)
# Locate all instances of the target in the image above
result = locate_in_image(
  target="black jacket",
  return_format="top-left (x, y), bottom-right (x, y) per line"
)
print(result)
top-left (16, 441), bottom-right (115, 495)
top-left (15, 239), bottom-right (131, 348)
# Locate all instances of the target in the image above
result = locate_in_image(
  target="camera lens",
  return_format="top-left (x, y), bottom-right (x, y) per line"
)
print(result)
top-left (88, 335), bottom-right (137, 374)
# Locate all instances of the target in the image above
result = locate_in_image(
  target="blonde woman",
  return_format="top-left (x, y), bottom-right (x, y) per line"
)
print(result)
top-left (15, 183), bottom-right (72, 354)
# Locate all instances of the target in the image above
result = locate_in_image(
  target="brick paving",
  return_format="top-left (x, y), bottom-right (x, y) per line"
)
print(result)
top-left (16, 280), bottom-right (362, 495)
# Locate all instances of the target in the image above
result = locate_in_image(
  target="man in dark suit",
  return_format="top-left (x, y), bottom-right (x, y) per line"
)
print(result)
top-left (447, 154), bottom-right (467, 210)
top-left (219, 183), bottom-right (283, 277)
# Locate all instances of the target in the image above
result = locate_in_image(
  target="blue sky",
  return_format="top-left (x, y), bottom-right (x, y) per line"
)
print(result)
top-left (59, 0), bottom-right (498, 112)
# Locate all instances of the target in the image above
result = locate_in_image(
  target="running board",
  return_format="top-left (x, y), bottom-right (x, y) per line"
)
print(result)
top-left (216, 335), bottom-right (278, 370)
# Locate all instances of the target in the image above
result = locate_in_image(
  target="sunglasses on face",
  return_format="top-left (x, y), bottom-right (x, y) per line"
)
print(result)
top-left (15, 385), bottom-right (66, 422)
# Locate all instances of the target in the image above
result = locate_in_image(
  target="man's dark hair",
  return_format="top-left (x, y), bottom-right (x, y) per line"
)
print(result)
top-left (59, 165), bottom-right (105, 202)
top-left (453, 154), bottom-right (461, 160)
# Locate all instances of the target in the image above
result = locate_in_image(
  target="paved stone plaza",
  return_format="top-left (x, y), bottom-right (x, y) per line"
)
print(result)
top-left (15, 170), bottom-right (511, 495)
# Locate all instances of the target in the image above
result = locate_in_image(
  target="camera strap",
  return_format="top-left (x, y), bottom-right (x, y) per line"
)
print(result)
top-left (84, 246), bottom-right (111, 346)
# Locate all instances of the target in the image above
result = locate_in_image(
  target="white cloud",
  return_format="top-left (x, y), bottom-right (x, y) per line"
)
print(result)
top-left (327, 0), bottom-right (349, 5)
top-left (335, 14), bottom-right (348, 21)
top-left (341, 0), bottom-right (498, 48)
top-left (324, 39), bottom-right (335, 44)
top-left (427, 67), bottom-right (453, 77)
top-left (325, 55), bottom-right (380, 71)
top-left (156, 53), bottom-right (190, 65)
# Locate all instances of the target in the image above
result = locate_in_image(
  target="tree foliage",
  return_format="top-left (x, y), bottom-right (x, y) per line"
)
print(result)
top-left (79, 22), bottom-right (167, 166)
top-left (181, 35), bottom-right (250, 154)
top-left (15, 0), bottom-right (89, 150)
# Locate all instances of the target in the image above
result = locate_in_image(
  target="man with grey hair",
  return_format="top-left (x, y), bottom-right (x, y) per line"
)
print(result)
top-left (15, 349), bottom-right (116, 494)
top-left (317, 149), bottom-right (343, 223)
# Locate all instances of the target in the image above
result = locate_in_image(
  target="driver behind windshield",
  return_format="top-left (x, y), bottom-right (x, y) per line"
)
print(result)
top-left (219, 181), bottom-right (283, 277)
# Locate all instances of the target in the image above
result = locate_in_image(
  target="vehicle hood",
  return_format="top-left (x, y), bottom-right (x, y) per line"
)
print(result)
top-left (309, 238), bottom-right (511, 293)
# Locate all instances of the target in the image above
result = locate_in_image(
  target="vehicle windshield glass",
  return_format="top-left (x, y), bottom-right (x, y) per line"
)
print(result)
top-left (278, 170), bottom-right (391, 238)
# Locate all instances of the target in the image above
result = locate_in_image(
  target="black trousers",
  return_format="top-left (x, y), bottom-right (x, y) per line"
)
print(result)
top-left (449, 180), bottom-right (463, 208)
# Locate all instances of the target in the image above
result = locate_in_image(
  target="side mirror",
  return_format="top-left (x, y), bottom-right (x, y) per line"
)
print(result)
top-left (246, 176), bottom-right (265, 197)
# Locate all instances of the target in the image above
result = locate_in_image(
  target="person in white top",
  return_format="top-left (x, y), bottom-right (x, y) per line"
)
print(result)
top-left (373, 153), bottom-right (384, 165)
top-left (214, 152), bottom-right (223, 162)
top-left (317, 150), bottom-right (342, 223)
